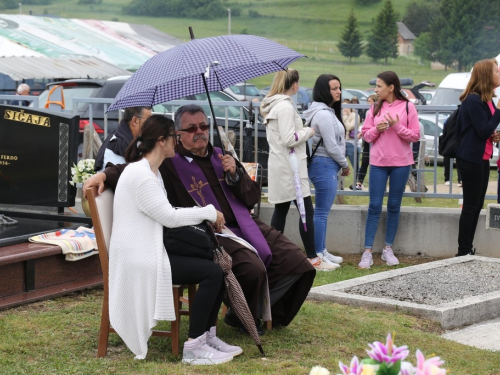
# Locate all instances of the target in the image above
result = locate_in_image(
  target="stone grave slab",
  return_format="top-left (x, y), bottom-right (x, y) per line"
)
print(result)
top-left (308, 256), bottom-right (500, 329)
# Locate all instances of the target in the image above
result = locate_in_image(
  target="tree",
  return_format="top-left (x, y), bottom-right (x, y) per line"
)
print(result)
top-left (413, 32), bottom-right (435, 62)
top-left (402, 0), bottom-right (440, 37)
top-left (366, 0), bottom-right (399, 64)
top-left (338, 9), bottom-right (363, 62)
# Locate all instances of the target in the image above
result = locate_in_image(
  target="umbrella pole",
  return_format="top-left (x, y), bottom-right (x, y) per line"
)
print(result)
top-left (201, 73), bottom-right (226, 155)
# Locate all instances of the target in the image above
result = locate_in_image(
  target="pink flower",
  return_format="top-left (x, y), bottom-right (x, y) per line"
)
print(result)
top-left (338, 356), bottom-right (363, 375)
top-left (415, 349), bottom-right (446, 375)
top-left (366, 333), bottom-right (409, 364)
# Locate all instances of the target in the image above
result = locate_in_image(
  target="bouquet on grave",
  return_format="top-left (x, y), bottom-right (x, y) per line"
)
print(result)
top-left (309, 333), bottom-right (446, 375)
top-left (70, 159), bottom-right (96, 186)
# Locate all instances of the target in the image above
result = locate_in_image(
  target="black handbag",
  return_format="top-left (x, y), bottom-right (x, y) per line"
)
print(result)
top-left (163, 221), bottom-right (214, 260)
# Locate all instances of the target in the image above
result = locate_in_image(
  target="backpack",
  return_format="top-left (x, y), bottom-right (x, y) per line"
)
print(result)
top-left (438, 105), bottom-right (461, 158)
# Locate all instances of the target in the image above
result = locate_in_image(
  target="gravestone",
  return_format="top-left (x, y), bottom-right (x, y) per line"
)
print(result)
top-left (486, 203), bottom-right (500, 230)
top-left (0, 104), bottom-right (79, 207)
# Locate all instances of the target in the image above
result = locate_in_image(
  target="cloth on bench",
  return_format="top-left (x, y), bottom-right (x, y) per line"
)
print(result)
top-left (29, 226), bottom-right (98, 261)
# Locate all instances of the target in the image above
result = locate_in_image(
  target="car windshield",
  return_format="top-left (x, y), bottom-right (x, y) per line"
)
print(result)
top-left (430, 88), bottom-right (462, 106)
top-left (36, 86), bottom-right (100, 111)
top-left (152, 91), bottom-right (248, 120)
top-left (419, 117), bottom-right (443, 136)
top-left (230, 84), bottom-right (260, 96)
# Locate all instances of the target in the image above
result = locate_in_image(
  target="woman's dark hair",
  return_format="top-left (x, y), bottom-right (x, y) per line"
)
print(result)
top-left (373, 71), bottom-right (408, 116)
top-left (312, 74), bottom-right (344, 126)
top-left (125, 114), bottom-right (175, 163)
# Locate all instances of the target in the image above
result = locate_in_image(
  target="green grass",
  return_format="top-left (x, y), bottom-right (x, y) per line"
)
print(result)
top-left (2, 256), bottom-right (500, 374)
top-left (3, 0), bottom-right (454, 88)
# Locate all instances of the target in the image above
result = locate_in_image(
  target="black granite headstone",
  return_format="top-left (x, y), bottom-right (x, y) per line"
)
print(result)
top-left (486, 204), bottom-right (500, 230)
top-left (0, 105), bottom-right (79, 207)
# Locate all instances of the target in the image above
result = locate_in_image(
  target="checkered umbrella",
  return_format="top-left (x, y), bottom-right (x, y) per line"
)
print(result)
top-left (108, 32), bottom-right (304, 154)
top-left (108, 34), bottom-right (304, 112)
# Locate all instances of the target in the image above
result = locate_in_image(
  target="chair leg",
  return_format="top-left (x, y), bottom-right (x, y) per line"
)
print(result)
top-left (171, 286), bottom-right (181, 356)
top-left (97, 299), bottom-right (111, 357)
top-left (187, 284), bottom-right (196, 316)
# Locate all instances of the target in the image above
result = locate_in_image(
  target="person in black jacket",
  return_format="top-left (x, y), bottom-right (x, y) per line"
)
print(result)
top-left (455, 58), bottom-right (500, 256)
top-left (94, 106), bottom-right (151, 171)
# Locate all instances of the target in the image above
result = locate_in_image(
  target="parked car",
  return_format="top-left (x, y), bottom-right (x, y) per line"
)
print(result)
top-left (224, 82), bottom-right (263, 102)
top-left (295, 87), bottom-right (313, 112)
top-left (419, 90), bottom-right (436, 104)
top-left (344, 88), bottom-right (371, 102)
top-left (419, 113), bottom-right (498, 167)
top-left (152, 90), bottom-right (270, 184)
top-left (33, 75), bottom-right (130, 137)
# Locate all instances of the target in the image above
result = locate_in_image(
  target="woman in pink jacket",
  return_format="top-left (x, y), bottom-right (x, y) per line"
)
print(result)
top-left (358, 71), bottom-right (420, 269)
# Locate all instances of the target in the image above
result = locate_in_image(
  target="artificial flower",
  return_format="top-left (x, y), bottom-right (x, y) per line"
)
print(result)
top-left (310, 365), bottom-right (331, 375)
top-left (366, 333), bottom-right (409, 364)
top-left (415, 349), bottom-right (446, 375)
top-left (338, 356), bottom-right (363, 375)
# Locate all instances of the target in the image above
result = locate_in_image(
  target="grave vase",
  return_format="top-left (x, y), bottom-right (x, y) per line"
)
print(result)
top-left (81, 194), bottom-right (91, 217)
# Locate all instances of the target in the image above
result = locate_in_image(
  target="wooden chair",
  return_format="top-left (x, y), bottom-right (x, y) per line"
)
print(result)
top-left (86, 186), bottom-right (196, 357)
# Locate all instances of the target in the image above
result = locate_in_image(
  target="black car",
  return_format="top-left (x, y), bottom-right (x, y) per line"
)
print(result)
top-left (152, 90), bottom-right (270, 184)
top-left (34, 76), bottom-right (131, 138)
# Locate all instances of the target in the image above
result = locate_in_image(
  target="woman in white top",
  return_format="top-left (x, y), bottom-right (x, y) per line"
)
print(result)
top-left (109, 114), bottom-right (241, 364)
top-left (261, 69), bottom-right (329, 270)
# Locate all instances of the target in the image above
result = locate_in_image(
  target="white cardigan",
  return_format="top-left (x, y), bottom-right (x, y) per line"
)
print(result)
top-left (108, 158), bottom-right (217, 359)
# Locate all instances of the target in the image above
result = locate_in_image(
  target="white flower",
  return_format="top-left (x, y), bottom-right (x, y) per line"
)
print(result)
top-left (310, 366), bottom-right (331, 375)
top-left (70, 159), bottom-right (96, 185)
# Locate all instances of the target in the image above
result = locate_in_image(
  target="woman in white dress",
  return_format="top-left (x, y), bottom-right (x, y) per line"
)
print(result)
top-left (108, 114), bottom-right (241, 364)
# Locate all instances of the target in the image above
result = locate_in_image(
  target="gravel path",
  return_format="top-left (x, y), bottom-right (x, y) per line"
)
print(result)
top-left (343, 260), bottom-right (500, 305)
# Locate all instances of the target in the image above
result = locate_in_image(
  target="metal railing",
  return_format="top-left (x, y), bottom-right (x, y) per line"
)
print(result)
top-left (3, 95), bottom-right (496, 200)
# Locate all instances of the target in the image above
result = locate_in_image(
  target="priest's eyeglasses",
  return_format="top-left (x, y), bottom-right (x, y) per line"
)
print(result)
top-left (178, 124), bottom-right (210, 133)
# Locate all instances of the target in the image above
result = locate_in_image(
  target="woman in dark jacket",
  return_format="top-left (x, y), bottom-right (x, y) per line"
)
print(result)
top-left (456, 58), bottom-right (500, 256)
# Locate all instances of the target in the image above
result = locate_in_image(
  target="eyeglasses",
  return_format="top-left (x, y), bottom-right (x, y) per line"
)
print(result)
top-left (178, 124), bottom-right (210, 133)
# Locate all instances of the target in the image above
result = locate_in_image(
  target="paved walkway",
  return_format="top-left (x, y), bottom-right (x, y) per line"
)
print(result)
top-left (442, 318), bottom-right (500, 352)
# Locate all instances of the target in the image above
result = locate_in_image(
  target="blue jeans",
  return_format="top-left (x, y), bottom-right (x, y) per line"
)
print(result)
top-left (364, 165), bottom-right (411, 249)
top-left (308, 156), bottom-right (341, 254)
top-left (345, 142), bottom-right (359, 175)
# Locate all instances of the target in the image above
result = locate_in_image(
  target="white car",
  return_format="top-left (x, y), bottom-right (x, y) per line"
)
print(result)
top-left (420, 113), bottom-right (498, 167)
top-left (224, 83), bottom-right (263, 102)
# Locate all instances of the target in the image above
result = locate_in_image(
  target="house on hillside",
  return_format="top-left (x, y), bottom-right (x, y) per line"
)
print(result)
top-left (397, 22), bottom-right (415, 56)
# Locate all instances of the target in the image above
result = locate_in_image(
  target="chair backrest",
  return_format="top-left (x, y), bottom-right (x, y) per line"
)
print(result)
top-left (87, 186), bottom-right (114, 279)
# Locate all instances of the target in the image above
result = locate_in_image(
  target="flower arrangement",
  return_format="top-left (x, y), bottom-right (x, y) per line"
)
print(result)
top-left (70, 159), bottom-right (96, 186)
top-left (309, 334), bottom-right (447, 375)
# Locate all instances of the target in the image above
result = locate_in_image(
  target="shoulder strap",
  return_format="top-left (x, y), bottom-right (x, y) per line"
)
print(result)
top-left (307, 109), bottom-right (330, 161)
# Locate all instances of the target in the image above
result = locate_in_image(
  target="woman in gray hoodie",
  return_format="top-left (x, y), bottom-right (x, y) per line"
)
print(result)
top-left (261, 69), bottom-right (337, 271)
top-left (303, 74), bottom-right (351, 266)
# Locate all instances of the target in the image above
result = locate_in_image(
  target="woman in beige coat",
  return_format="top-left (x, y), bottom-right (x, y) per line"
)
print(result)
top-left (261, 69), bottom-right (337, 271)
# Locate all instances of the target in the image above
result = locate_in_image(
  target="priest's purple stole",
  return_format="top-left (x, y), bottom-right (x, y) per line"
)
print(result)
top-left (171, 148), bottom-right (272, 267)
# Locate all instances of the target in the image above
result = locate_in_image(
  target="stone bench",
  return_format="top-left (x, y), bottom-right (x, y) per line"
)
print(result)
top-left (0, 241), bottom-right (102, 310)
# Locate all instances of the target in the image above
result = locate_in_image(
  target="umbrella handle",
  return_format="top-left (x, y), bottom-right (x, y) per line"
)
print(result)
top-left (205, 220), bottom-right (221, 247)
top-left (201, 73), bottom-right (226, 156)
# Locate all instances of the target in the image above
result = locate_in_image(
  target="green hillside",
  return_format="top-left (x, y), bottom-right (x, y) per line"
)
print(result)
top-left (2, 0), bottom-right (453, 89)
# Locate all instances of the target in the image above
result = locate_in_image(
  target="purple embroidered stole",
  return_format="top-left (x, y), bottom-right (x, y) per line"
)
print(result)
top-left (171, 148), bottom-right (272, 267)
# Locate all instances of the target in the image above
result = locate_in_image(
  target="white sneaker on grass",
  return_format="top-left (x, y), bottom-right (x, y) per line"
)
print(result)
top-left (358, 251), bottom-right (373, 269)
top-left (309, 255), bottom-right (339, 271)
top-left (381, 246), bottom-right (399, 266)
top-left (182, 333), bottom-right (234, 365)
top-left (206, 327), bottom-right (243, 356)
top-left (322, 249), bottom-right (343, 264)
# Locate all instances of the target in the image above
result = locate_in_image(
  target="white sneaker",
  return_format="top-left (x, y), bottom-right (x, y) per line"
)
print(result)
top-left (381, 246), bottom-right (400, 266)
top-left (445, 181), bottom-right (450, 186)
top-left (358, 251), bottom-right (373, 269)
top-left (182, 333), bottom-right (234, 365)
top-left (318, 253), bottom-right (341, 268)
top-left (322, 249), bottom-right (343, 264)
top-left (206, 327), bottom-right (243, 356)
top-left (309, 256), bottom-right (339, 271)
